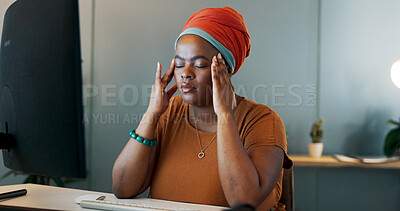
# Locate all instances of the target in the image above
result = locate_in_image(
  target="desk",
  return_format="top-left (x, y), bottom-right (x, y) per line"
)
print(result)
top-left (290, 155), bottom-right (400, 169)
top-left (289, 155), bottom-right (400, 210)
top-left (0, 184), bottom-right (227, 210)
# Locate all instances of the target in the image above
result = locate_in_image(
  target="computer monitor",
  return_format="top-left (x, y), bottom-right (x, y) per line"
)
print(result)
top-left (0, 0), bottom-right (86, 178)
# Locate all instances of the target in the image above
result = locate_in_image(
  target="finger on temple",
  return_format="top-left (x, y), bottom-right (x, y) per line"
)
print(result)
top-left (162, 59), bottom-right (175, 84)
top-left (211, 59), bottom-right (217, 77)
top-left (217, 53), bottom-right (224, 62)
top-left (214, 56), bottom-right (223, 78)
top-left (213, 55), bottom-right (219, 66)
top-left (211, 61), bottom-right (216, 81)
top-left (166, 84), bottom-right (178, 99)
top-left (155, 62), bottom-right (161, 83)
top-left (154, 62), bottom-right (163, 93)
top-left (216, 53), bottom-right (228, 75)
top-left (217, 53), bottom-right (225, 67)
top-left (211, 62), bottom-right (221, 87)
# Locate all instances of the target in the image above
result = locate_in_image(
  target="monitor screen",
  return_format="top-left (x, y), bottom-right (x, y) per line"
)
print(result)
top-left (0, 0), bottom-right (86, 178)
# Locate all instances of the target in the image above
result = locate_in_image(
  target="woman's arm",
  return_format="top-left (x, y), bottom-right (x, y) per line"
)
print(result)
top-left (211, 54), bottom-right (284, 207)
top-left (217, 113), bottom-right (283, 207)
top-left (112, 60), bottom-right (177, 198)
top-left (112, 112), bottom-right (160, 198)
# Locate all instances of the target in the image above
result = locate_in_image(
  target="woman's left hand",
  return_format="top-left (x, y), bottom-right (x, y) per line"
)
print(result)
top-left (211, 53), bottom-right (237, 116)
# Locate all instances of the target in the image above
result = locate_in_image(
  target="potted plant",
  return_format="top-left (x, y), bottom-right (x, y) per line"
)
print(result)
top-left (384, 119), bottom-right (400, 157)
top-left (309, 118), bottom-right (324, 158)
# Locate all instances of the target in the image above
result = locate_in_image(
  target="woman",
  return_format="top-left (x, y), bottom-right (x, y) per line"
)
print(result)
top-left (112, 7), bottom-right (292, 211)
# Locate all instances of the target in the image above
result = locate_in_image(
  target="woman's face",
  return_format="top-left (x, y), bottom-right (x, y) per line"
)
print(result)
top-left (174, 35), bottom-right (219, 107)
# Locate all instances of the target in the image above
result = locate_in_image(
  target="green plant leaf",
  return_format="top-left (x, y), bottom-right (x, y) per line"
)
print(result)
top-left (384, 128), bottom-right (400, 156)
top-left (388, 119), bottom-right (400, 127)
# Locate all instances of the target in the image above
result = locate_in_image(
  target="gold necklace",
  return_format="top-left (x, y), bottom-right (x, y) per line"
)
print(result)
top-left (193, 118), bottom-right (217, 159)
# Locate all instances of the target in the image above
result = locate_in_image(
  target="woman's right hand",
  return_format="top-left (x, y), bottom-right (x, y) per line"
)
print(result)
top-left (146, 59), bottom-right (178, 117)
top-left (113, 60), bottom-right (176, 198)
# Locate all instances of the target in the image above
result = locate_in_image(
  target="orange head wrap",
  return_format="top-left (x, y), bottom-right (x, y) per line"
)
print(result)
top-left (175, 7), bottom-right (251, 75)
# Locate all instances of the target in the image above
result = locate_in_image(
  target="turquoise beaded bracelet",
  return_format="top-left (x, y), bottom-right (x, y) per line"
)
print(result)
top-left (129, 130), bottom-right (157, 146)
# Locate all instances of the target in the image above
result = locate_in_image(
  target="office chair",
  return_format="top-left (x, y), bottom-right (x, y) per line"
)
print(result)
top-left (279, 167), bottom-right (294, 211)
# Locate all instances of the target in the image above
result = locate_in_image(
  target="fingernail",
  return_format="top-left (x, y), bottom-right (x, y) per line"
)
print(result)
top-left (171, 59), bottom-right (174, 65)
top-left (218, 53), bottom-right (222, 59)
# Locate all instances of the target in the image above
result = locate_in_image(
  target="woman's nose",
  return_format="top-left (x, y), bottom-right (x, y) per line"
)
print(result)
top-left (181, 66), bottom-right (194, 80)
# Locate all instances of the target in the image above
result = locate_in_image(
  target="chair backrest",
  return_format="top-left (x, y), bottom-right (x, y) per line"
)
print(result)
top-left (279, 167), bottom-right (294, 211)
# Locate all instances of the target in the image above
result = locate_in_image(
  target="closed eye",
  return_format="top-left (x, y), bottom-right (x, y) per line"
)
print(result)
top-left (175, 62), bottom-right (185, 68)
top-left (195, 65), bottom-right (208, 69)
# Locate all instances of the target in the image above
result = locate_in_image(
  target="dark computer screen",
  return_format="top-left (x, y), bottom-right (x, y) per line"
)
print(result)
top-left (0, 0), bottom-right (86, 178)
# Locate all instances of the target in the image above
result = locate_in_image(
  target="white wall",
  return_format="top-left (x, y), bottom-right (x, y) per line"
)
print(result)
top-left (295, 0), bottom-right (400, 210)
top-left (320, 0), bottom-right (400, 155)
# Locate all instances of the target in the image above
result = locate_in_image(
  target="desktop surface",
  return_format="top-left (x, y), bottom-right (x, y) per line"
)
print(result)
top-left (290, 154), bottom-right (400, 169)
top-left (0, 184), bottom-right (228, 211)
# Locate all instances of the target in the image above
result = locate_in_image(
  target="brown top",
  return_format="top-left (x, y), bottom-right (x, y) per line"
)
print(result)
top-left (149, 95), bottom-right (292, 211)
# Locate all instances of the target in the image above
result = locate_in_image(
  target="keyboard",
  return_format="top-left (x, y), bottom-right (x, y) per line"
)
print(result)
top-left (80, 199), bottom-right (197, 210)
top-left (80, 199), bottom-right (227, 211)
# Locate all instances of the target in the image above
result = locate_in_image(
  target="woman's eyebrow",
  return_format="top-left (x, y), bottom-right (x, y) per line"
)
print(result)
top-left (174, 55), bottom-right (210, 61)
top-left (174, 55), bottom-right (184, 60)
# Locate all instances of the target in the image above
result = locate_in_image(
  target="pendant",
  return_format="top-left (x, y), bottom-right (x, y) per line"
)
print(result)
top-left (198, 151), bottom-right (205, 159)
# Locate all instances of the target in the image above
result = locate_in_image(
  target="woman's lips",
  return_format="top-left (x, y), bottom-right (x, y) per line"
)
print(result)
top-left (181, 84), bottom-right (196, 93)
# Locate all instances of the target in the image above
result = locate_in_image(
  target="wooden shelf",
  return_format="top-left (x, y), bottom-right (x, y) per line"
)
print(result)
top-left (289, 155), bottom-right (400, 169)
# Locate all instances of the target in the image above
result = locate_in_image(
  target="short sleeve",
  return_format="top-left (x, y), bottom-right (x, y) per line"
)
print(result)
top-left (154, 113), bottom-right (166, 146)
top-left (154, 96), bottom-right (182, 146)
top-left (241, 107), bottom-right (293, 169)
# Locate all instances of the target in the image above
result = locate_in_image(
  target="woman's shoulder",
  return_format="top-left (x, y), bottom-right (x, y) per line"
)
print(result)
top-left (163, 95), bottom-right (187, 117)
top-left (237, 97), bottom-right (279, 119)
top-left (157, 95), bottom-right (186, 126)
